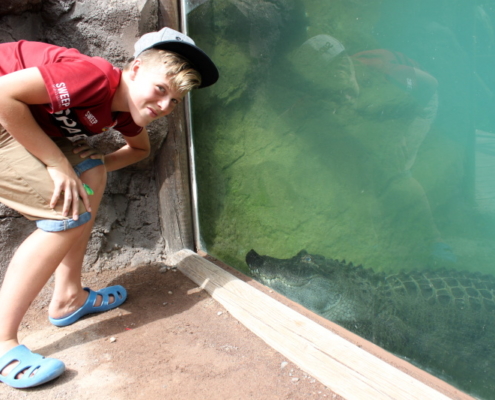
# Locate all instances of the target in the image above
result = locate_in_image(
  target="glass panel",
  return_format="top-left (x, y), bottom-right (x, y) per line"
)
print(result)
top-left (186, 1), bottom-right (495, 397)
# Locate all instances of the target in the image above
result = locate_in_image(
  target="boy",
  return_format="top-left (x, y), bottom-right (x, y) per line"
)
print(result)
top-left (0, 27), bottom-right (218, 389)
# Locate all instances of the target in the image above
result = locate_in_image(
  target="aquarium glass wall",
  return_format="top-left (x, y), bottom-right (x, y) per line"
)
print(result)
top-left (186, 1), bottom-right (495, 398)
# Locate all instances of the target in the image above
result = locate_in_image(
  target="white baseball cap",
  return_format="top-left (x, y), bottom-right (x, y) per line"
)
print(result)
top-left (134, 27), bottom-right (219, 88)
top-left (289, 35), bottom-right (346, 86)
top-left (296, 35), bottom-right (345, 63)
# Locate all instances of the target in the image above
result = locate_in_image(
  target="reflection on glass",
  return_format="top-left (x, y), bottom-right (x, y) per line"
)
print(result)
top-left (187, 1), bottom-right (495, 398)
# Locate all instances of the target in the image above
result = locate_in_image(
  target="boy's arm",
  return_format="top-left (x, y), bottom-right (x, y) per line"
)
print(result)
top-left (103, 128), bottom-right (151, 172)
top-left (0, 67), bottom-right (91, 219)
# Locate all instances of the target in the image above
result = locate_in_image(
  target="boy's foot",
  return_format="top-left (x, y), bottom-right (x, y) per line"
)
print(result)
top-left (0, 345), bottom-right (65, 388)
top-left (49, 285), bottom-right (127, 327)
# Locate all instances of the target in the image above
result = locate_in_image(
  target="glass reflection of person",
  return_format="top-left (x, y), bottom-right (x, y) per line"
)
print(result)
top-left (289, 35), bottom-right (455, 263)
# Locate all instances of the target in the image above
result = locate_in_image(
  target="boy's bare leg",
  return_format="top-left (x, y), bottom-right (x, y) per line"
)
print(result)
top-left (0, 224), bottom-right (88, 360)
top-left (0, 165), bottom-right (107, 374)
top-left (48, 165), bottom-right (107, 319)
top-left (47, 220), bottom-right (98, 319)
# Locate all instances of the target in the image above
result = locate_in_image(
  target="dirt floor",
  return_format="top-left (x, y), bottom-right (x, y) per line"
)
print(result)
top-left (0, 263), bottom-right (342, 400)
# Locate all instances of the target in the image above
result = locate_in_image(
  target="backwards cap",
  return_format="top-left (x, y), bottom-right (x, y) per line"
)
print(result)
top-left (296, 35), bottom-right (345, 63)
top-left (289, 35), bottom-right (345, 84)
top-left (134, 27), bottom-right (219, 88)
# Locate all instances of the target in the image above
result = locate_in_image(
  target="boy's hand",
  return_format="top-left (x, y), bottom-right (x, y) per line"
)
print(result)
top-left (73, 141), bottom-right (105, 161)
top-left (47, 161), bottom-right (92, 220)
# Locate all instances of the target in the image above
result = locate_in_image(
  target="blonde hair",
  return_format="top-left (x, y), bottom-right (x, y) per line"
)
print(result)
top-left (128, 48), bottom-right (202, 93)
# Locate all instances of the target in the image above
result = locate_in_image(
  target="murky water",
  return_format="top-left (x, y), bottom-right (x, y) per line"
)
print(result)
top-left (187, 1), bottom-right (495, 398)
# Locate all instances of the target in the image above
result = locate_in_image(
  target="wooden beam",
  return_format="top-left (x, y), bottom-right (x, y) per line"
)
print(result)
top-left (158, 0), bottom-right (180, 31)
top-left (155, 104), bottom-right (195, 253)
top-left (154, 0), bottom-right (195, 254)
top-left (169, 249), bottom-right (471, 400)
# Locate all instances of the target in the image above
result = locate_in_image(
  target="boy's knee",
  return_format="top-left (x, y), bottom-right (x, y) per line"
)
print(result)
top-left (80, 163), bottom-right (107, 189)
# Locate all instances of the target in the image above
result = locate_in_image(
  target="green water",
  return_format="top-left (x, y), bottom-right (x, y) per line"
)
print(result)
top-left (187, 0), bottom-right (495, 397)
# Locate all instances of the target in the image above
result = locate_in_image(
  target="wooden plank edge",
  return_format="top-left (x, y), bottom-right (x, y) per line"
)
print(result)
top-left (197, 251), bottom-right (474, 400)
top-left (168, 249), bottom-right (468, 400)
top-left (176, 253), bottom-right (450, 400)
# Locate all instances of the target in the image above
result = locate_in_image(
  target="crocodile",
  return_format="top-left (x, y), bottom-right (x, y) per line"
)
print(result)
top-left (246, 249), bottom-right (495, 399)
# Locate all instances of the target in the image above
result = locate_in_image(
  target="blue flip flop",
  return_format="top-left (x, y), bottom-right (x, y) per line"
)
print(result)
top-left (49, 285), bottom-right (127, 327)
top-left (0, 345), bottom-right (65, 389)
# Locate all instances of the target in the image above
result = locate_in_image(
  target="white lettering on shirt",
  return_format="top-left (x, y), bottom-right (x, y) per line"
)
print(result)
top-left (54, 82), bottom-right (71, 108)
top-left (85, 111), bottom-right (98, 125)
top-left (53, 109), bottom-right (82, 135)
top-left (406, 77), bottom-right (413, 92)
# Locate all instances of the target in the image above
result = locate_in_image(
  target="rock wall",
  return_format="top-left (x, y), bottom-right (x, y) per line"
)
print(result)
top-left (0, 0), bottom-right (177, 279)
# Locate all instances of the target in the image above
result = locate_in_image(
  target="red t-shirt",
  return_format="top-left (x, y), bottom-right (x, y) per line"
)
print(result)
top-left (352, 49), bottom-right (419, 92)
top-left (0, 40), bottom-right (142, 138)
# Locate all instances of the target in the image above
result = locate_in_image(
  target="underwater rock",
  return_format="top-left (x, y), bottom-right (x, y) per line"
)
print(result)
top-left (188, 0), bottom-right (306, 105)
top-left (247, 249), bottom-right (495, 398)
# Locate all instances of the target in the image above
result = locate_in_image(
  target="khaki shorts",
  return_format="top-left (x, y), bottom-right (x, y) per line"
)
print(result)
top-left (0, 125), bottom-right (104, 232)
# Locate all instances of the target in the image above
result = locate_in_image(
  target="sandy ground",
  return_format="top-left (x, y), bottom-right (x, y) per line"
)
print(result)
top-left (0, 263), bottom-right (342, 400)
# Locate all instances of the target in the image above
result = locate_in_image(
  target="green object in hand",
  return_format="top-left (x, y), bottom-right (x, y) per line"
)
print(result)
top-left (83, 183), bottom-right (94, 195)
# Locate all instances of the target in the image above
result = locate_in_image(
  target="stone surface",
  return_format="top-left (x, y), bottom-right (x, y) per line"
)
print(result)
top-left (0, 0), bottom-right (42, 16)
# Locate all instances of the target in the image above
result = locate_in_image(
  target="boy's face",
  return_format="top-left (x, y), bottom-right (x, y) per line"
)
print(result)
top-left (127, 60), bottom-right (184, 127)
